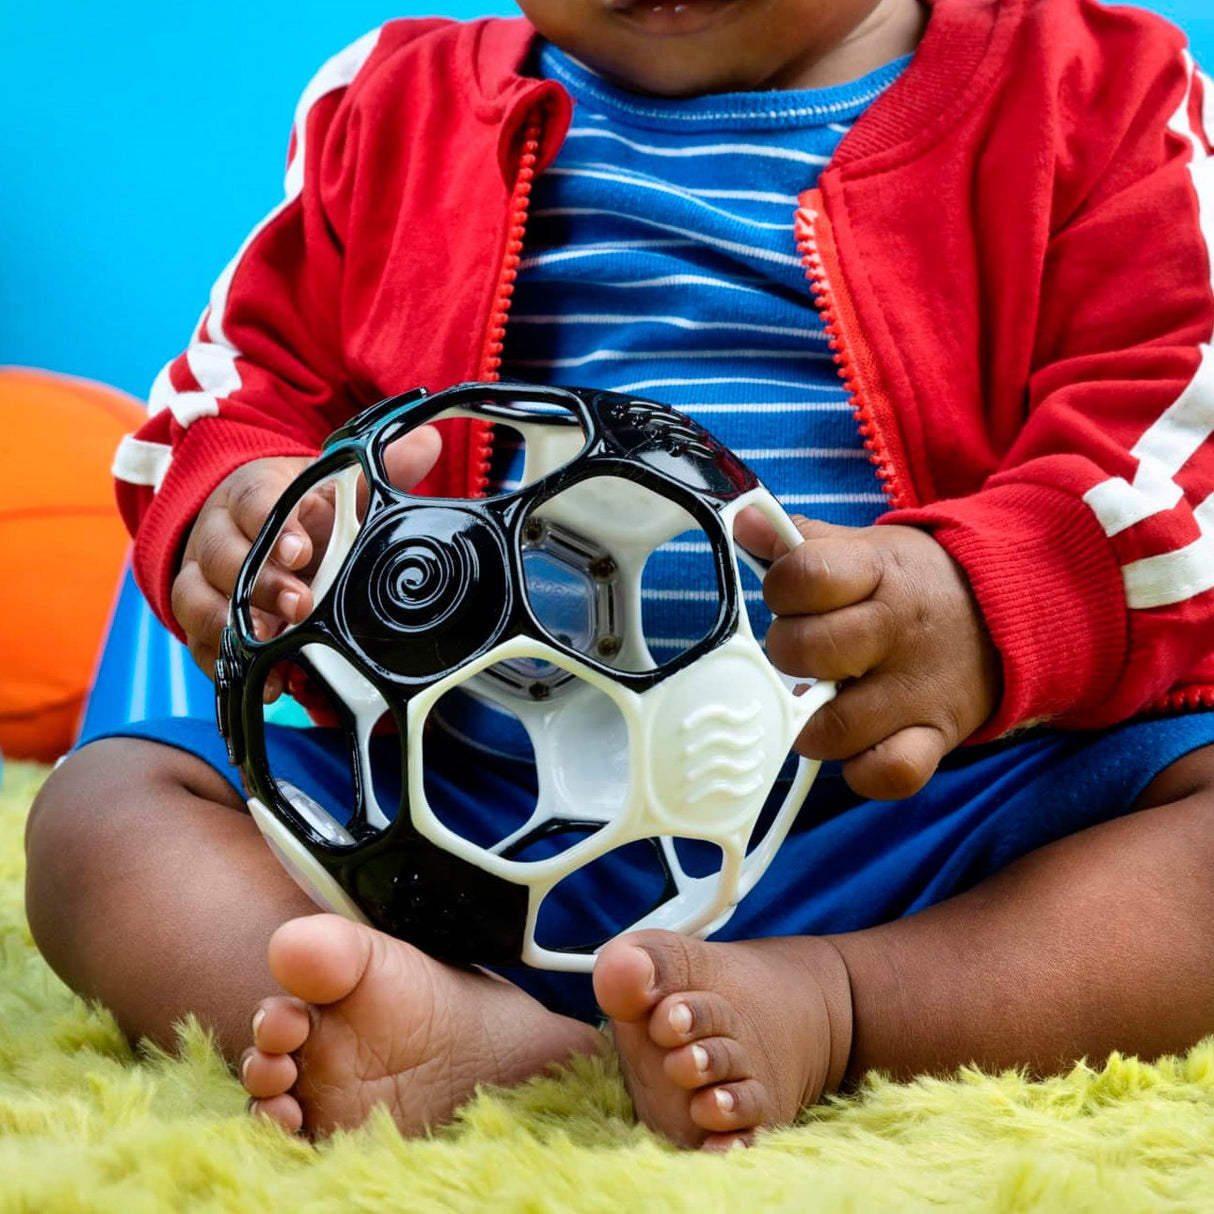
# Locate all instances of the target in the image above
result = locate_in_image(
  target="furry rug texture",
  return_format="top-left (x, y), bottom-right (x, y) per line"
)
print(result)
top-left (5, 761), bottom-right (1214, 1212)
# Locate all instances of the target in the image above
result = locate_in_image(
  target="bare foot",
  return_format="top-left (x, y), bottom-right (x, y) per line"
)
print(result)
top-left (592, 930), bottom-right (853, 1149)
top-left (240, 914), bottom-right (602, 1136)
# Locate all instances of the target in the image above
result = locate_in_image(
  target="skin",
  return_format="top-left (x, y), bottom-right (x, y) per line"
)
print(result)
top-left (514, 0), bottom-right (928, 96)
top-left (22, 0), bottom-right (1214, 1152)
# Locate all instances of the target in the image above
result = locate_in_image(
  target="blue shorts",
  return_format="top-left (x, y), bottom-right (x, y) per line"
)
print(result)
top-left (82, 709), bottom-right (1214, 1022)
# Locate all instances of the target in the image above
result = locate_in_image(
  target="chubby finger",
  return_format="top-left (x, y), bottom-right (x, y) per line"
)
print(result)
top-left (188, 509), bottom-right (312, 624)
top-left (226, 464), bottom-right (308, 545)
top-left (189, 640), bottom-right (218, 681)
top-left (732, 506), bottom-right (784, 563)
top-left (250, 572), bottom-right (314, 629)
top-left (733, 509), bottom-right (846, 563)
top-left (255, 502), bottom-right (318, 582)
top-left (765, 600), bottom-right (894, 682)
top-left (183, 508), bottom-right (254, 598)
top-left (763, 533), bottom-right (886, 617)
top-left (274, 525), bottom-right (312, 572)
top-left (840, 725), bottom-right (952, 801)
top-left (172, 565), bottom-right (232, 667)
top-left (382, 424), bottom-right (442, 491)
top-left (795, 673), bottom-right (942, 766)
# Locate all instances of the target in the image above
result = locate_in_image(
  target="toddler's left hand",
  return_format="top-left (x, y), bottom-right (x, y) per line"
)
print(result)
top-left (736, 514), bottom-right (1001, 801)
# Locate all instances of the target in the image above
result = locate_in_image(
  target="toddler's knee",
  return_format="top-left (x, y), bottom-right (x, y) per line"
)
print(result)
top-left (26, 743), bottom-right (129, 914)
top-left (27, 740), bottom-right (134, 863)
top-left (24, 738), bottom-right (204, 938)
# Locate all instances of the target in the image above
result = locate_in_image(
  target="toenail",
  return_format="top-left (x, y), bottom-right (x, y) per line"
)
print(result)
top-left (252, 1008), bottom-right (266, 1041)
top-left (715, 1087), bottom-right (737, 1114)
top-left (691, 1044), bottom-right (710, 1074)
top-left (632, 946), bottom-right (657, 994)
top-left (669, 1002), bottom-right (693, 1035)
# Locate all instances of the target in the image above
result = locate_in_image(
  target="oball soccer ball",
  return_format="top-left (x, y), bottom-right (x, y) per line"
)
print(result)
top-left (216, 383), bottom-right (834, 972)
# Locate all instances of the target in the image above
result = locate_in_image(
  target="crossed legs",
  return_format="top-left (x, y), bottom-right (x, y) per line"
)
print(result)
top-left (25, 737), bottom-right (1214, 1148)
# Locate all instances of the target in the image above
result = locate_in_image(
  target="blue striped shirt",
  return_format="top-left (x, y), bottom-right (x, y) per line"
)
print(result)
top-left (455, 46), bottom-right (908, 755)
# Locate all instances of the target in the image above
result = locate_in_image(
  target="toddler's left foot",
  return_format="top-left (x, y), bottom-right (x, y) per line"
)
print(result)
top-left (593, 931), bottom-right (853, 1149)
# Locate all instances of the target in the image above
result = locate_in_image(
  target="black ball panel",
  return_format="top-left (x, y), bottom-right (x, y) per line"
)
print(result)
top-left (337, 505), bottom-right (512, 682)
top-left (342, 833), bottom-right (531, 966)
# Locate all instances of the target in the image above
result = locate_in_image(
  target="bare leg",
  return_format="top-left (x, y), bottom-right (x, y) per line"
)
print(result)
top-left (24, 737), bottom-right (600, 1126)
top-left (592, 743), bottom-right (1214, 1147)
top-left (25, 737), bottom-right (317, 1059)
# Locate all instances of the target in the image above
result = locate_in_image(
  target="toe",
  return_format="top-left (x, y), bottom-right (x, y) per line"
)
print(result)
top-left (662, 1035), bottom-right (750, 1090)
top-left (249, 1092), bottom-right (305, 1134)
top-left (594, 929), bottom-right (716, 1024)
top-left (689, 1078), bottom-right (770, 1134)
top-left (267, 914), bottom-right (373, 1006)
top-left (241, 1048), bottom-right (299, 1099)
top-left (592, 941), bottom-right (657, 1022)
top-left (252, 996), bottom-right (311, 1054)
top-left (649, 991), bottom-right (735, 1048)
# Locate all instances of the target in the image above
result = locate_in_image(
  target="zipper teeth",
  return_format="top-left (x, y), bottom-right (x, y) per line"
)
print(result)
top-left (1153, 685), bottom-right (1214, 713)
top-left (794, 204), bottom-right (900, 506)
top-left (472, 117), bottom-right (543, 496)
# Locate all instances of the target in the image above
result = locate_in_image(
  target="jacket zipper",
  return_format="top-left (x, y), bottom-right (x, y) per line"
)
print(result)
top-left (1154, 685), bottom-right (1214, 713)
top-left (794, 190), bottom-right (907, 509)
top-left (470, 114), bottom-right (545, 497)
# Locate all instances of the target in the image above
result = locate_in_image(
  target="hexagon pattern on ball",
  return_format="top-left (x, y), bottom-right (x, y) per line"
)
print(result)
top-left (215, 382), bottom-right (835, 972)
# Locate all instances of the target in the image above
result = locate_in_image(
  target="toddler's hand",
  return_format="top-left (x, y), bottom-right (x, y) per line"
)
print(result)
top-left (171, 427), bottom-right (441, 684)
top-left (737, 513), bottom-right (1001, 801)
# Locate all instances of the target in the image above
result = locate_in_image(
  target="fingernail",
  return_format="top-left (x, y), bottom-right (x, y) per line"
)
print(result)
top-left (669, 1002), bottom-right (693, 1035)
top-left (279, 590), bottom-right (301, 621)
top-left (241, 1053), bottom-right (253, 1083)
top-left (252, 1007), bottom-right (266, 1042)
top-left (691, 1044), bottom-right (709, 1073)
top-left (715, 1087), bottom-right (736, 1114)
top-left (278, 533), bottom-right (304, 565)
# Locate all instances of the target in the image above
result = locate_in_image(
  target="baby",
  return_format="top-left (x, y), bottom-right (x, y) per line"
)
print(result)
top-left (25, 0), bottom-right (1214, 1151)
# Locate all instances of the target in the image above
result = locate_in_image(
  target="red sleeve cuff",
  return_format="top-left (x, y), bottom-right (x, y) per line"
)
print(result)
top-left (883, 482), bottom-right (1128, 741)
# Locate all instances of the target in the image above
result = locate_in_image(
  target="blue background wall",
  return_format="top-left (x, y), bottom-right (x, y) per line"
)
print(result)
top-left (2, 0), bottom-right (1212, 401)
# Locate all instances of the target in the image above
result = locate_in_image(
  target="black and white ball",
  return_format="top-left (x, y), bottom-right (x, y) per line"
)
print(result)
top-left (215, 383), bottom-right (832, 971)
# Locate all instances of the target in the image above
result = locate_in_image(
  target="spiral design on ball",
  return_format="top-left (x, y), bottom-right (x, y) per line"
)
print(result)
top-left (369, 535), bottom-right (475, 634)
top-left (337, 505), bottom-right (511, 681)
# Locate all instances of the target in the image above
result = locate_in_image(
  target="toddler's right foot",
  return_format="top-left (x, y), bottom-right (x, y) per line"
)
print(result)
top-left (240, 914), bottom-right (601, 1137)
top-left (593, 930), bottom-right (853, 1149)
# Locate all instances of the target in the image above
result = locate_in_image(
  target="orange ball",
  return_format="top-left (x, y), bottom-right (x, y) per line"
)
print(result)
top-left (0, 368), bottom-right (146, 762)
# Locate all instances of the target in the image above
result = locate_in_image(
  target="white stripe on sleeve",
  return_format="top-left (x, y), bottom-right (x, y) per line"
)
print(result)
top-left (1083, 344), bottom-right (1214, 535)
top-left (113, 436), bottom-right (173, 490)
top-left (1082, 50), bottom-right (1214, 610)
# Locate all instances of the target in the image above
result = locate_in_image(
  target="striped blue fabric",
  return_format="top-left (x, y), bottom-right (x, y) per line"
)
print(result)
top-left (497, 44), bottom-right (909, 663)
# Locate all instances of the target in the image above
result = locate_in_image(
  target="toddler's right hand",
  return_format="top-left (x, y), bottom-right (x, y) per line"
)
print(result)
top-left (171, 428), bottom-right (441, 683)
top-left (735, 511), bottom-right (1000, 801)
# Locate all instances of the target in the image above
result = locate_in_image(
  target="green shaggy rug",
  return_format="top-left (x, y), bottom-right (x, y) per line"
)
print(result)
top-left (5, 761), bottom-right (1214, 1212)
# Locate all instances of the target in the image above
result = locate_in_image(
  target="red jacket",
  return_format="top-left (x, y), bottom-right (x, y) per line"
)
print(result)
top-left (114, 0), bottom-right (1214, 740)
